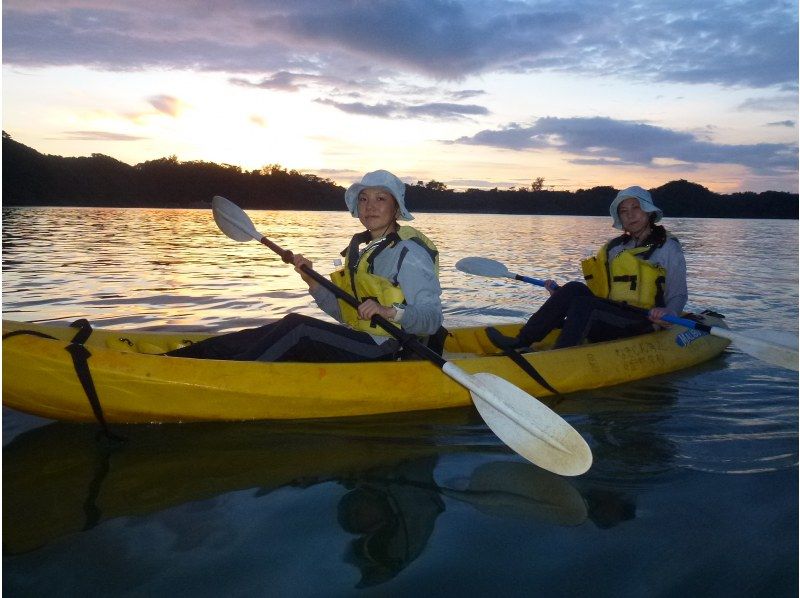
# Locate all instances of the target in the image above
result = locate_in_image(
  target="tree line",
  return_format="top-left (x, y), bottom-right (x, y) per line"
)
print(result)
top-left (2, 132), bottom-right (796, 219)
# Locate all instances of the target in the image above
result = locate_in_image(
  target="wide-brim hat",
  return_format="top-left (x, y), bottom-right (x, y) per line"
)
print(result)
top-left (609, 186), bottom-right (663, 230)
top-left (344, 170), bottom-right (413, 221)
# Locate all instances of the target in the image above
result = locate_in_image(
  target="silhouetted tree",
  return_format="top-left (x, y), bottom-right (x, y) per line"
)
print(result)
top-left (1, 135), bottom-right (796, 219)
top-left (425, 180), bottom-right (448, 191)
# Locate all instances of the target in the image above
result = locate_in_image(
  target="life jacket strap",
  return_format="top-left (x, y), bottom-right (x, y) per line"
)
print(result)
top-left (612, 274), bottom-right (638, 290)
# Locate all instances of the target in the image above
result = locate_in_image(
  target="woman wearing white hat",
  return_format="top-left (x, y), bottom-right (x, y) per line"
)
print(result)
top-left (168, 170), bottom-right (443, 362)
top-left (488, 186), bottom-right (687, 350)
top-left (289, 169), bottom-right (443, 359)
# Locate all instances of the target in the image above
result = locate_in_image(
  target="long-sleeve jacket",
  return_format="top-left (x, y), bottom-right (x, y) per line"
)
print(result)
top-left (310, 237), bottom-right (443, 337)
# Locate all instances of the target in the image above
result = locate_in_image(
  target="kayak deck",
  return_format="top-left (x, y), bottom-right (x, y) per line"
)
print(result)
top-left (2, 315), bottom-right (730, 423)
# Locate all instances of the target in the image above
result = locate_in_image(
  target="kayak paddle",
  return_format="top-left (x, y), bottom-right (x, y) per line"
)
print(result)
top-left (211, 196), bottom-right (593, 476)
top-left (456, 256), bottom-right (552, 287)
top-left (456, 256), bottom-right (799, 372)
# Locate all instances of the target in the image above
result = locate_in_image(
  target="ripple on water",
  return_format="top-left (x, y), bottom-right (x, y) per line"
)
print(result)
top-left (664, 368), bottom-right (798, 474)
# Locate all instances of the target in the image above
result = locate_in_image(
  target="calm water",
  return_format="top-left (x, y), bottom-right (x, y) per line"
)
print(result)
top-left (3, 207), bottom-right (798, 597)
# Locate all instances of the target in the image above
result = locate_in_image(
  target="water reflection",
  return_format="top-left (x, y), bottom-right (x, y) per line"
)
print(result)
top-left (3, 208), bottom-right (797, 594)
top-left (338, 456), bottom-right (444, 588)
top-left (3, 359), bottom-right (752, 565)
top-left (4, 415), bottom-right (595, 565)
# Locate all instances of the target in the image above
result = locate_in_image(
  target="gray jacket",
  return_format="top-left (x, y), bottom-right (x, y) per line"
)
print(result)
top-left (310, 238), bottom-right (443, 337)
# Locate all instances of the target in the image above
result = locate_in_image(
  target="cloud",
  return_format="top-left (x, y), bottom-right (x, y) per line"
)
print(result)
top-left (452, 116), bottom-right (799, 175)
top-left (3, 0), bottom-right (796, 88)
top-left (766, 120), bottom-right (796, 127)
top-left (407, 102), bottom-right (488, 118)
top-left (230, 72), bottom-right (486, 108)
top-left (316, 98), bottom-right (489, 120)
top-left (448, 89), bottom-right (486, 100)
top-left (309, 167), bottom-right (360, 178)
top-left (738, 96), bottom-right (798, 111)
top-left (148, 94), bottom-right (185, 116)
top-left (51, 130), bottom-right (146, 141)
top-left (315, 99), bottom-right (401, 118)
top-left (444, 178), bottom-right (520, 189)
top-left (230, 71), bottom-right (345, 92)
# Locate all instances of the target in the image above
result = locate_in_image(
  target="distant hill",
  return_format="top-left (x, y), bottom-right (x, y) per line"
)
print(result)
top-left (2, 132), bottom-right (797, 218)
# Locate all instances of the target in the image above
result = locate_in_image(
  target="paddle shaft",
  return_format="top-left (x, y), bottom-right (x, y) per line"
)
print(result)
top-left (515, 274), bottom-right (549, 287)
top-left (496, 261), bottom-right (796, 369)
top-left (507, 273), bottom-right (711, 332)
top-left (256, 235), bottom-right (447, 368)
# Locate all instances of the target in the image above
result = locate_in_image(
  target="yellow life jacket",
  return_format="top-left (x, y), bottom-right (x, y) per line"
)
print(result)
top-left (580, 235), bottom-right (671, 309)
top-left (330, 226), bottom-right (439, 335)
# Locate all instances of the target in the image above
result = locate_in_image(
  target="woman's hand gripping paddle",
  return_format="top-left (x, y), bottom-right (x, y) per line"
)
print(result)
top-left (211, 196), bottom-right (593, 476)
top-left (456, 256), bottom-right (798, 372)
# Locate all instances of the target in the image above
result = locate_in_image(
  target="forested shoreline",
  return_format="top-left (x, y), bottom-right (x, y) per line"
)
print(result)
top-left (3, 132), bottom-right (797, 219)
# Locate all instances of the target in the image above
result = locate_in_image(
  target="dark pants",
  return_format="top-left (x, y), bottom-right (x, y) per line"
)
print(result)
top-left (166, 313), bottom-right (400, 362)
top-left (518, 281), bottom-right (654, 348)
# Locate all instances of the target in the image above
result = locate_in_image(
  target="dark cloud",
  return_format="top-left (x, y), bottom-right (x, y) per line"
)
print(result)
top-left (635, 5), bottom-right (798, 88)
top-left (316, 98), bottom-right (488, 120)
top-left (229, 72), bottom-right (487, 109)
top-left (453, 116), bottom-right (798, 175)
top-left (315, 98), bottom-right (402, 118)
top-left (2, 0), bottom-right (796, 88)
top-left (766, 120), bottom-right (796, 127)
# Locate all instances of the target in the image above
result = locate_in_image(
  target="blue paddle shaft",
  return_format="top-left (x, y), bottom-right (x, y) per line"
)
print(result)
top-left (661, 314), bottom-right (711, 333)
top-left (515, 275), bottom-right (558, 290)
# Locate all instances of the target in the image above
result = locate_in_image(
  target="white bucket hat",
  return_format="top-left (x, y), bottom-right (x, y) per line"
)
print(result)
top-left (609, 186), bottom-right (663, 230)
top-left (344, 170), bottom-right (413, 221)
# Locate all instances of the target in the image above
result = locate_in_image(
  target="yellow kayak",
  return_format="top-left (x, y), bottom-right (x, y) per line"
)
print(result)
top-left (2, 315), bottom-right (729, 423)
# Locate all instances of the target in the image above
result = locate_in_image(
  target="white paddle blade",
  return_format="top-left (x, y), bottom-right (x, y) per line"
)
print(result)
top-left (212, 196), bottom-right (262, 242)
top-left (718, 327), bottom-right (799, 371)
top-left (470, 373), bottom-right (593, 476)
top-left (455, 257), bottom-right (513, 279)
top-left (441, 363), bottom-right (592, 476)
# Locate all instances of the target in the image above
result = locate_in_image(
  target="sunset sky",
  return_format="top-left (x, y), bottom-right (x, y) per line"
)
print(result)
top-left (3, 0), bottom-right (798, 193)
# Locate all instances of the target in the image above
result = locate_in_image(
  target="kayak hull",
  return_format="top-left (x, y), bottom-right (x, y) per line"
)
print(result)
top-left (2, 316), bottom-right (729, 423)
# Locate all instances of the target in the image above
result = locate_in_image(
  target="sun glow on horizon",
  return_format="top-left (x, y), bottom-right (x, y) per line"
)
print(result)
top-left (3, 60), bottom-right (797, 194)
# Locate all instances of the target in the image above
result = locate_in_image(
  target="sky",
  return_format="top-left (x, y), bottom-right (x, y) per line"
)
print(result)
top-left (2, 0), bottom-right (798, 193)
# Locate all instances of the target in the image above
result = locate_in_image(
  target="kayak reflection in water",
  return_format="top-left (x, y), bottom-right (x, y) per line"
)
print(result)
top-left (334, 455), bottom-right (636, 587)
top-left (487, 186), bottom-right (688, 351)
top-left (337, 456), bottom-right (445, 588)
top-left (167, 170), bottom-right (445, 362)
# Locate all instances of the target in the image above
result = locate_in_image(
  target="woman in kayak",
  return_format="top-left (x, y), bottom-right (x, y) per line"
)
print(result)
top-left (168, 169), bottom-right (443, 362)
top-left (487, 186), bottom-right (687, 350)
